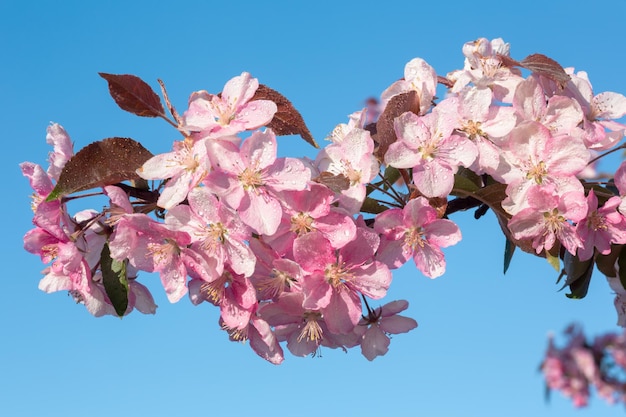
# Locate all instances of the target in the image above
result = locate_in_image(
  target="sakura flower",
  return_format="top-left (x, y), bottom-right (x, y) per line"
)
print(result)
top-left (375, 196), bottom-right (461, 278)
top-left (137, 137), bottom-right (211, 210)
top-left (354, 300), bottom-right (418, 361)
top-left (204, 129), bottom-right (310, 235)
top-left (183, 72), bottom-right (277, 139)
top-left (384, 110), bottom-right (477, 198)
top-left (576, 190), bottom-right (626, 261)
top-left (508, 187), bottom-right (587, 255)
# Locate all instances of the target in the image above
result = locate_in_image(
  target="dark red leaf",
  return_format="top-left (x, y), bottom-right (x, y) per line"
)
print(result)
top-left (99, 73), bottom-right (165, 118)
top-left (47, 137), bottom-right (154, 201)
top-left (253, 84), bottom-right (318, 148)
top-left (374, 91), bottom-right (419, 159)
top-left (314, 171), bottom-right (350, 193)
top-left (520, 54), bottom-right (571, 89)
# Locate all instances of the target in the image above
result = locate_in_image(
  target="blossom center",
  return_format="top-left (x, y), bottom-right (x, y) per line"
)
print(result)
top-left (290, 212), bottom-right (315, 235)
top-left (404, 226), bottom-right (427, 252)
top-left (526, 160), bottom-right (547, 185)
top-left (239, 167), bottom-right (264, 190)
top-left (297, 311), bottom-right (324, 343)
top-left (325, 263), bottom-right (351, 288)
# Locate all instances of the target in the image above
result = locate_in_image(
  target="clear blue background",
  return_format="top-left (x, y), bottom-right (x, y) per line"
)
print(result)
top-left (3, 1), bottom-right (626, 415)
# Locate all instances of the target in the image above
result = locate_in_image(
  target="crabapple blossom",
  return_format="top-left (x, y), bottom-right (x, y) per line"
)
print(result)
top-left (575, 190), bottom-right (626, 261)
top-left (204, 129), bottom-right (310, 235)
top-left (315, 126), bottom-right (379, 214)
top-left (293, 228), bottom-right (391, 334)
top-left (354, 300), bottom-right (418, 361)
top-left (165, 186), bottom-right (256, 278)
top-left (499, 121), bottom-right (589, 215)
top-left (375, 196), bottom-right (461, 278)
top-left (137, 137), bottom-right (211, 210)
top-left (385, 110), bottom-right (477, 198)
top-left (380, 57), bottom-right (437, 115)
top-left (508, 187), bottom-right (587, 255)
top-left (183, 71), bottom-right (277, 139)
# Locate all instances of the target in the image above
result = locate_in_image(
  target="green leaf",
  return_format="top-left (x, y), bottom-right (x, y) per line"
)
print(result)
top-left (503, 238), bottom-right (516, 274)
top-left (46, 137), bottom-right (153, 201)
top-left (100, 243), bottom-right (129, 317)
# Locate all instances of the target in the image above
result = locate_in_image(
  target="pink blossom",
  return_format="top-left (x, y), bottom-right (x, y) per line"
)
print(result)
top-left (375, 196), bottom-right (461, 278)
top-left (165, 186), bottom-right (256, 279)
top-left (354, 300), bottom-right (418, 361)
top-left (445, 87), bottom-right (516, 180)
top-left (500, 121), bottom-right (589, 215)
top-left (576, 190), bottom-right (626, 261)
top-left (188, 268), bottom-right (257, 331)
top-left (508, 187), bottom-right (587, 255)
top-left (380, 57), bottom-right (437, 115)
top-left (265, 183), bottom-right (357, 254)
top-left (385, 110), bottom-right (477, 198)
top-left (315, 127), bottom-right (379, 214)
top-left (293, 229), bottom-right (391, 335)
top-left (448, 37), bottom-right (523, 102)
top-left (137, 137), bottom-right (211, 210)
top-left (183, 72), bottom-right (277, 139)
top-left (45, 123), bottom-right (74, 181)
top-left (204, 129), bottom-right (310, 235)
top-left (109, 213), bottom-right (192, 303)
top-left (513, 76), bottom-right (584, 136)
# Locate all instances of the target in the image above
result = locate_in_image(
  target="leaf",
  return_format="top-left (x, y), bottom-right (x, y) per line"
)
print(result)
top-left (519, 54), bottom-right (571, 89)
top-left (252, 84), bottom-right (318, 148)
top-left (47, 137), bottom-right (154, 201)
top-left (503, 238), bottom-right (516, 274)
top-left (100, 243), bottom-right (128, 317)
top-left (560, 251), bottom-right (594, 299)
top-left (374, 90), bottom-right (419, 159)
top-left (360, 197), bottom-right (388, 214)
top-left (314, 171), bottom-right (350, 193)
top-left (596, 244), bottom-right (622, 277)
top-left (99, 73), bottom-right (165, 118)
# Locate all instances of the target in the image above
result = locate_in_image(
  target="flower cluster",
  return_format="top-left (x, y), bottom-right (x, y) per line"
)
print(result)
top-left (22, 38), bottom-right (626, 374)
top-left (541, 325), bottom-right (626, 407)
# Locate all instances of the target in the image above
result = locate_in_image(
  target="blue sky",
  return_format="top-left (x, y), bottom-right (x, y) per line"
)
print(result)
top-left (3, 1), bottom-right (626, 415)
